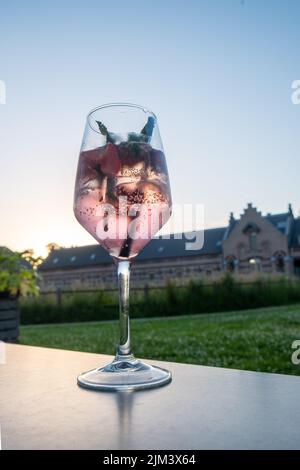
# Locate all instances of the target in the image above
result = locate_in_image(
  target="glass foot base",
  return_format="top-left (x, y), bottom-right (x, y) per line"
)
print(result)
top-left (77, 354), bottom-right (172, 391)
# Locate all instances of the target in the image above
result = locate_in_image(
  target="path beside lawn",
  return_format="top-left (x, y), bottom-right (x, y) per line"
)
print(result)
top-left (20, 304), bottom-right (300, 375)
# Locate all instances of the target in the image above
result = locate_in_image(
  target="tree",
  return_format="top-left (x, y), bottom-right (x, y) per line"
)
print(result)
top-left (20, 249), bottom-right (44, 269)
top-left (46, 242), bottom-right (60, 254)
top-left (0, 248), bottom-right (39, 297)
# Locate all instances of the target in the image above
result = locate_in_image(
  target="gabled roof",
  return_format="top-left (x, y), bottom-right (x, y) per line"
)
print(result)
top-left (225, 209), bottom-right (300, 247)
top-left (223, 211), bottom-right (291, 241)
top-left (39, 227), bottom-right (226, 271)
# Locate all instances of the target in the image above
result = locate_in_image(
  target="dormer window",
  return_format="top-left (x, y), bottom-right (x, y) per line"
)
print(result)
top-left (277, 221), bottom-right (286, 231)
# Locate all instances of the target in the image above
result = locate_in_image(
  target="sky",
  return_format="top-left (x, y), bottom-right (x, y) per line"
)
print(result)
top-left (0, 0), bottom-right (299, 256)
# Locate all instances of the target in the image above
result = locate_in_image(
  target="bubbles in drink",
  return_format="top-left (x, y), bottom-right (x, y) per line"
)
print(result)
top-left (74, 141), bottom-right (172, 260)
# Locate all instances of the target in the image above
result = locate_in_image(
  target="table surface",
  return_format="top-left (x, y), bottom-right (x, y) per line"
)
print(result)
top-left (1, 344), bottom-right (300, 450)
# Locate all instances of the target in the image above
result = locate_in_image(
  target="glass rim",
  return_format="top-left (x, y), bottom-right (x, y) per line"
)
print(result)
top-left (86, 102), bottom-right (157, 133)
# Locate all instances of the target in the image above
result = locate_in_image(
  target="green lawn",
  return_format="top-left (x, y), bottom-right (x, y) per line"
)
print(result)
top-left (20, 304), bottom-right (300, 376)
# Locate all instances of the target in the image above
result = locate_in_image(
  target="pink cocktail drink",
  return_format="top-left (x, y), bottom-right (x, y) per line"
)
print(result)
top-left (74, 141), bottom-right (172, 260)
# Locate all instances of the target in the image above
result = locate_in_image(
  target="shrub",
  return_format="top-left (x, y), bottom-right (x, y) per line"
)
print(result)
top-left (0, 247), bottom-right (39, 297)
top-left (20, 275), bottom-right (300, 325)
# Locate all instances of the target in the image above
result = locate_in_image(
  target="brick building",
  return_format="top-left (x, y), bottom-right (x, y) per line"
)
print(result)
top-left (38, 204), bottom-right (300, 291)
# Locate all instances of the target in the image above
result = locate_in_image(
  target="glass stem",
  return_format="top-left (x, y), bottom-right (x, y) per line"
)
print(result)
top-left (116, 260), bottom-right (131, 357)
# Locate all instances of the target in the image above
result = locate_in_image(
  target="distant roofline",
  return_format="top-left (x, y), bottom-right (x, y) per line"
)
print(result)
top-left (38, 208), bottom-right (300, 272)
top-left (47, 226), bottom-right (228, 253)
top-left (45, 209), bottom-right (293, 254)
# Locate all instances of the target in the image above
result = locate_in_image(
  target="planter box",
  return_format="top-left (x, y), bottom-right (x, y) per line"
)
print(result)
top-left (0, 299), bottom-right (20, 342)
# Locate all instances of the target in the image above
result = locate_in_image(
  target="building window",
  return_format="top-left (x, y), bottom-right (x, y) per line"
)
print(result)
top-left (226, 257), bottom-right (235, 272)
top-left (249, 232), bottom-right (257, 252)
top-left (243, 223), bottom-right (260, 253)
top-left (275, 254), bottom-right (285, 273)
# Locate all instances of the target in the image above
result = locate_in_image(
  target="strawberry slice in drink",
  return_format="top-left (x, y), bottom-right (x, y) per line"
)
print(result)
top-left (99, 143), bottom-right (121, 176)
top-left (79, 143), bottom-right (120, 177)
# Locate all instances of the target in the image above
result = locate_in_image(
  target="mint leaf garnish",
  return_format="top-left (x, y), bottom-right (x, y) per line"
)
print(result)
top-left (96, 120), bottom-right (108, 136)
top-left (95, 116), bottom-right (155, 144)
top-left (95, 120), bottom-right (116, 143)
top-left (141, 116), bottom-right (155, 138)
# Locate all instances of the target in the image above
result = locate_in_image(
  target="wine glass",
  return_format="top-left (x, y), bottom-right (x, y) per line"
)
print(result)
top-left (74, 103), bottom-right (172, 391)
